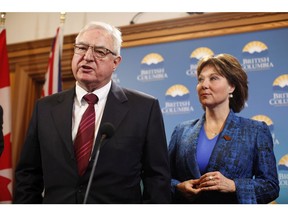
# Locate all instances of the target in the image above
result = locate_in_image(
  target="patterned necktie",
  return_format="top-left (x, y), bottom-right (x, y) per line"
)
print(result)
top-left (74, 94), bottom-right (98, 176)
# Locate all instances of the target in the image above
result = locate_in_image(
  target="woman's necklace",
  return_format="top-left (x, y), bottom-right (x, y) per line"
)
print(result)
top-left (206, 126), bottom-right (219, 136)
top-left (206, 129), bottom-right (219, 136)
top-left (205, 122), bottom-right (223, 137)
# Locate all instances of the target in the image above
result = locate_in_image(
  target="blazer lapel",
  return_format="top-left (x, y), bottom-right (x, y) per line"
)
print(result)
top-left (51, 88), bottom-right (75, 158)
top-left (185, 117), bottom-right (205, 179)
top-left (206, 111), bottom-right (238, 172)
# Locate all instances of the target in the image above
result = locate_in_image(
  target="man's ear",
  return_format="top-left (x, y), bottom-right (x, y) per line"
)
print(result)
top-left (113, 56), bottom-right (122, 70)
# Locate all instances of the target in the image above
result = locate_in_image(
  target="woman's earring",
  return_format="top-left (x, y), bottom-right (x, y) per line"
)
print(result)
top-left (229, 93), bottom-right (233, 98)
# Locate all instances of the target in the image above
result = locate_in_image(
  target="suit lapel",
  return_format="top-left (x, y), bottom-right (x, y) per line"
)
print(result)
top-left (51, 88), bottom-right (75, 158)
top-left (100, 82), bottom-right (129, 130)
top-left (92, 82), bottom-right (129, 156)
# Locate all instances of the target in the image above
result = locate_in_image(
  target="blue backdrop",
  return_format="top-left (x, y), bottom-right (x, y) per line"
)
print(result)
top-left (115, 27), bottom-right (288, 204)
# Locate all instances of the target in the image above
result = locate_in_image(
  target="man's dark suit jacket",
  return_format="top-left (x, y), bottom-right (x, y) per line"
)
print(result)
top-left (0, 105), bottom-right (4, 156)
top-left (14, 82), bottom-right (171, 204)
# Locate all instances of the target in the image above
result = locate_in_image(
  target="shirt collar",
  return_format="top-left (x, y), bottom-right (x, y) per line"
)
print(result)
top-left (75, 81), bottom-right (112, 106)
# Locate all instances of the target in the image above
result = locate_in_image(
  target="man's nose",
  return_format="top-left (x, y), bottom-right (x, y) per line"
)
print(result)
top-left (83, 46), bottom-right (94, 60)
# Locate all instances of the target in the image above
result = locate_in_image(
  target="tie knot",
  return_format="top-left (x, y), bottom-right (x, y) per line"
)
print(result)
top-left (83, 94), bottom-right (98, 105)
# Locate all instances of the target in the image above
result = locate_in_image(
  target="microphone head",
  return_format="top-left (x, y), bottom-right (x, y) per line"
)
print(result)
top-left (100, 122), bottom-right (115, 138)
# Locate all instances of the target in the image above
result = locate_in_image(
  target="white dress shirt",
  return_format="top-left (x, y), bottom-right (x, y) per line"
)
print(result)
top-left (72, 81), bottom-right (111, 151)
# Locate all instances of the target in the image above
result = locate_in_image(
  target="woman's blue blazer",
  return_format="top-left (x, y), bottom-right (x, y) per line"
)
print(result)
top-left (169, 111), bottom-right (279, 204)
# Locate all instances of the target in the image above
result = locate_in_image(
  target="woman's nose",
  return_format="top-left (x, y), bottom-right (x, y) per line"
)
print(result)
top-left (201, 79), bottom-right (209, 89)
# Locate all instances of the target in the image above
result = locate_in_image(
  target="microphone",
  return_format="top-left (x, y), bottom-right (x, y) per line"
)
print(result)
top-left (83, 122), bottom-right (115, 204)
top-left (99, 122), bottom-right (115, 140)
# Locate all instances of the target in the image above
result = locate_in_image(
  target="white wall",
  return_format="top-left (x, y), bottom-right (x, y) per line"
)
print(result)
top-left (5, 12), bottom-right (189, 45)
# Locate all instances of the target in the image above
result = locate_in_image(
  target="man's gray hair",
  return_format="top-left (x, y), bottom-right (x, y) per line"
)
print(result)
top-left (76, 21), bottom-right (122, 55)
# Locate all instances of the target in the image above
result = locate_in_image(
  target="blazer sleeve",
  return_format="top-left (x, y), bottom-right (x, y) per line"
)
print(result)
top-left (168, 120), bottom-right (198, 202)
top-left (234, 121), bottom-right (279, 204)
top-left (169, 124), bottom-right (182, 194)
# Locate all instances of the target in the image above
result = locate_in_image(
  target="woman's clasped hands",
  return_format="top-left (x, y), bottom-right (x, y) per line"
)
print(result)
top-left (176, 171), bottom-right (236, 200)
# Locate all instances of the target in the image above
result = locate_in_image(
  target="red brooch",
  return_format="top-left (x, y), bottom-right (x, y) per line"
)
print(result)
top-left (223, 135), bottom-right (232, 141)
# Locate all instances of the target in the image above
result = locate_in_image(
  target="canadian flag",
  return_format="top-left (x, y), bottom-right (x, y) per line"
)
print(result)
top-left (0, 28), bottom-right (13, 203)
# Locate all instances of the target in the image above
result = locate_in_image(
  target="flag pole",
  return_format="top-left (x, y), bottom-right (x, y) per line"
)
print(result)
top-left (0, 12), bottom-right (6, 30)
top-left (60, 12), bottom-right (66, 25)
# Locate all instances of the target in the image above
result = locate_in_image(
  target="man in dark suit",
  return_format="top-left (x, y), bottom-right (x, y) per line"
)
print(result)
top-left (14, 21), bottom-right (171, 204)
top-left (0, 105), bottom-right (4, 156)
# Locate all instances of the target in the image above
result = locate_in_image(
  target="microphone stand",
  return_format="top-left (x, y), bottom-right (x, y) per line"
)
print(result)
top-left (83, 134), bottom-right (107, 204)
